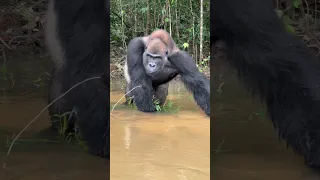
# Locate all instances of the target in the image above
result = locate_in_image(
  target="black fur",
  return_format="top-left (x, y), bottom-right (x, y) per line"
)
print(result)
top-left (211, 0), bottom-right (320, 168)
top-left (125, 37), bottom-right (210, 115)
top-left (168, 51), bottom-right (210, 115)
top-left (151, 63), bottom-right (178, 87)
top-left (46, 0), bottom-right (110, 158)
top-left (125, 37), bottom-right (159, 112)
top-left (125, 37), bottom-right (178, 111)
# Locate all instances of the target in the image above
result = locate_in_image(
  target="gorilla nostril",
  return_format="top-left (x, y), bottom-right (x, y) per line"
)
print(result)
top-left (149, 62), bottom-right (156, 68)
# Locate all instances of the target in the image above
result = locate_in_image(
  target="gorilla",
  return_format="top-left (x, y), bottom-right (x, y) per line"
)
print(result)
top-left (44, 0), bottom-right (110, 158)
top-left (124, 29), bottom-right (210, 115)
top-left (212, 0), bottom-right (320, 168)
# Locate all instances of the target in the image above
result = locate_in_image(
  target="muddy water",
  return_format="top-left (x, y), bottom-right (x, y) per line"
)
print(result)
top-left (0, 53), bottom-right (108, 180)
top-left (110, 80), bottom-right (210, 180)
top-left (211, 62), bottom-right (320, 180)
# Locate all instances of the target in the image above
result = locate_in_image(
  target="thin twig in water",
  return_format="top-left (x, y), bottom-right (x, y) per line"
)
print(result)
top-left (3, 76), bottom-right (101, 169)
top-left (214, 139), bottom-right (225, 154)
top-left (110, 85), bottom-right (142, 117)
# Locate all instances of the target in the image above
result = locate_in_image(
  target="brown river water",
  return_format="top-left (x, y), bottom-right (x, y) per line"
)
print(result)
top-left (0, 52), bottom-right (210, 180)
top-left (1, 52), bottom-right (320, 180)
top-left (110, 80), bottom-right (210, 180)
top-left (0, 53), bottom-right (108, 180)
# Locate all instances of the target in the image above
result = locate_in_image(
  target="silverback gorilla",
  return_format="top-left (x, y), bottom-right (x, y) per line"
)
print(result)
top-left (212, 0), bottom-right (320, 168)
top-left (45, 0), bottom-right (110, 158)
top-left (124, 30), bottom-right (210, 115)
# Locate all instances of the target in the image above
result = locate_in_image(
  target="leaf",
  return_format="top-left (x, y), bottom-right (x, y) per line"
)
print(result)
top-left (182, 43), bottom-right (189, 48)
top-left (293, 0), bottom-right (302, 8)
top-left (286, 24), bottom-right (296, 34)
top-left (165, 18), bottom-right (169, 22)
top-left (275, 9), bottom-right (283, 18)
top-left (141, 7), bottom-right (148, 13)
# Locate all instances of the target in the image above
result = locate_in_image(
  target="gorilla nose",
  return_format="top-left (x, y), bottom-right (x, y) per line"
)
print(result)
top-left (149, 62), bottom-right (156, 68)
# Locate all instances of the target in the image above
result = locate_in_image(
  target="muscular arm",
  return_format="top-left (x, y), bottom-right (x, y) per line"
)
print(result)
top-left (126, 37), bottom-right (156, 112)
top-left (211, 0), bottom-right (320, 167)
top-left (168, 51), bottom-right (210, 116)
top-left (151, 61), bottom-right (178, 87)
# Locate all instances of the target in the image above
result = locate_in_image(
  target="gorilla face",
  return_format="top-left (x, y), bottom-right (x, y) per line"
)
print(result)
top-left (142, 51), bottom-right (167, 76)
top-left (142, 39), bottom-right (168, 77)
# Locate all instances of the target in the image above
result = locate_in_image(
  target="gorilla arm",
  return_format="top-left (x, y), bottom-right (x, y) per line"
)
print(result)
top-left (212, 0), bottom-right (320, 167)
top-left (151, 61), bottom-right (178, 87)
top-left (126, 37), bottom-right (156, 112)
top-left (168, 51), bottom-right (210, 116)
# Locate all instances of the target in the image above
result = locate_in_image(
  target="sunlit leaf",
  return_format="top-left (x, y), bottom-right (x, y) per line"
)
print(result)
top-left (182, 43), bottom-right (189, 48)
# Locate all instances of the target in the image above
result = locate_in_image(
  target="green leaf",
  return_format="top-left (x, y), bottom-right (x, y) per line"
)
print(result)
top-left (286, 24), bottom-right (296, 34)
top-left (141, 7), bottom-right (148, 13)
top-left (165, 18), bottom-right (169, 22)
top-left (182, 43), bottom-right (189, 48)
top-left (293, 0), bottom-right (302, 8)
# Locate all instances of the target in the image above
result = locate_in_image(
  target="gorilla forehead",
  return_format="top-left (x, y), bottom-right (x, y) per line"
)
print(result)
top-left (146, 39), bottom-right (167, 56)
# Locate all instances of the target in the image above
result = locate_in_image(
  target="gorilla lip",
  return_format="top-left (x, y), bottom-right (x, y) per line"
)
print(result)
top-left (146, 70), bottom-right (159, 77)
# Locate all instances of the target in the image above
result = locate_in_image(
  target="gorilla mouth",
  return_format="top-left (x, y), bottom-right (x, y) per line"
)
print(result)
top-left (146, 70), bottom-right (158, 77)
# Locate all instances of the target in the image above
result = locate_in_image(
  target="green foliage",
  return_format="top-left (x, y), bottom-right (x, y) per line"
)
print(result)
top-left (110, 0), bottom-right (210, 66)
top-left (275, 9), bottom-right (296, 34)
top-left (52, 112), bottom-right (87, 150)
top-left (197, 55), bottom-right (210, 72)
top-left (153, 99), bottom-right (180, 113)
top-left (127, 96), bottom-right (180, 113)
top-left (126, 97), bottom-right (136, 109)
top-left (182, 42), bottom-right (189, 49)
top-left (275, 0), bottom-right (318, 34)
top-left (293, 0), bottom-right (302, 8)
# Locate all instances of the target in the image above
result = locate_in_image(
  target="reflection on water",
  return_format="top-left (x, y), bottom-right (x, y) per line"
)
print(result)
top-left (0, 53), bottom-right (108, 180)
top-left (211, 61), bottom-right (320, 180)
top-left (110, 80), bottom-right (210, 180)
